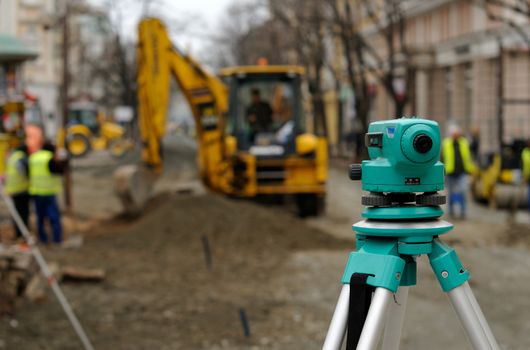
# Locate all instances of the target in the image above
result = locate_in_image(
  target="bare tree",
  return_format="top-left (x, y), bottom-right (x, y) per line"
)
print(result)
top-left (269, 0), bottom-right (330, 136)
top-left (361, 0), bottom-right (412, 118)
top-left (477, 0), bottom-right (530, 45)
top-left (325, 0), bottom-right (371, 157)
top-left (202, 0), bottom-right (330, 136)
top-left (206, 0), bottom-right (269, 68)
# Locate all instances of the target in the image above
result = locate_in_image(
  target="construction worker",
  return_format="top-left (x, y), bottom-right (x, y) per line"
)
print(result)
top-left (4, 144), bottom-right (30, 239)
top-left (442, 124), bottom-right (476, 218)
top-left (246, 88), bottom-right (273, 142)
top-left (522, 139), bottom-right (530, 212)
top-left (26, 123), bottom-right (66, 244)
top-left (470, 125), bottom-right (480, 161)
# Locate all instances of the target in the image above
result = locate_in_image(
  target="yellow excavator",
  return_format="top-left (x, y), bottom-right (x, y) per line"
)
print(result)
top-left (114, 18), bottom-right (327, 216)
top-left (471, 140), bottom-right (528, 208)
top-left (64, 102), bottom-right (129, 158)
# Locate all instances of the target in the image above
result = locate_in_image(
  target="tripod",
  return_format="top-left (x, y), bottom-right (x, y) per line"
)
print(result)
top-left (323, 202), bottom-right (500, 350)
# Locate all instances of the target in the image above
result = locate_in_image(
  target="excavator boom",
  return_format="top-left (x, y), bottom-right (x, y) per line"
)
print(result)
top-left (115, 17), bottom-right (327, 217)
top-left (136, 18), bottom-right (228, 172)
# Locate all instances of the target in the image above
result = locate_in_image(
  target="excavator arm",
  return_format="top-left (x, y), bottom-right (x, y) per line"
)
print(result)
top-left (136, 18), bottom-right (228, 173)
top-left (114, 18), bottom-right (229, 213)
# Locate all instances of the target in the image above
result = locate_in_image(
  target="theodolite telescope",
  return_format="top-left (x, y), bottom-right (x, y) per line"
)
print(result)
top-left (349, 117), bottom-right (447, 217)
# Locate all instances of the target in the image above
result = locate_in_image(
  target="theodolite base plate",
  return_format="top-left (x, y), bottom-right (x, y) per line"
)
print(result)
top-left (353, 218), bottom-right (453, 237)
top-left (362, 205), bottom-right (443, 220)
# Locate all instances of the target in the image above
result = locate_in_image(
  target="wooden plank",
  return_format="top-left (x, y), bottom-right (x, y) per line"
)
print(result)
top-left (61, 266), bottom-right (105, 282)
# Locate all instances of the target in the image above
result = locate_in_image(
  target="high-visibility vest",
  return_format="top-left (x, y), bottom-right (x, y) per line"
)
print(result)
top-left (5, 150), bottom-right (29, 195)
top-left (29, 150), bottom-right (61, 196)
top-left (442, 137), bottom-right (476, 175)
top-left (522, 147), bottom-right (530, 183)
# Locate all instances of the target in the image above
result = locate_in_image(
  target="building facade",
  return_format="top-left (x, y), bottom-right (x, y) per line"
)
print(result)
top-left (0, 0), bottom-right (61, 130)
top-left (363, 0), bottom-right (530, 154)
top-left (0, 0), bottom-right (115, 136)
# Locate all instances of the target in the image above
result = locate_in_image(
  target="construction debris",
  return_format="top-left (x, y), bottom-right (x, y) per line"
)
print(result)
top-left (0, 244), bottom-right (38, 314)
top-left (62, 266), bottom-right (105, 282)
top-left (62, 234), bottom-right (84, 250)
top-left (24, 262), bottom-right (61, 303)
top-left (0, 242), bottom-right (104, 313)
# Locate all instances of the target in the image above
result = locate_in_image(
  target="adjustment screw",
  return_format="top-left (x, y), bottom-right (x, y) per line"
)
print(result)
top-left (349, 164), bottom-right (362, 181)
top-left (441, 271), bottom-right (449, 278)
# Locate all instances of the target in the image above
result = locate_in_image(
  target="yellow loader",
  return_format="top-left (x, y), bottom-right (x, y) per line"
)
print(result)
top-left (64, 102), bottom-right (130, 158)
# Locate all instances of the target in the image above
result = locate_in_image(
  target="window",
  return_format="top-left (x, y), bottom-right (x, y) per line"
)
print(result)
top-left (228, 74), bottom-right (302, 150)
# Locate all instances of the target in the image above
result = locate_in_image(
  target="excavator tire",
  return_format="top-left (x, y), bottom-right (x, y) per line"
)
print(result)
top-left (296, 193), bottom-right (324, 218)
top-left (491, 183), bottom-right (529, 209)
top-left (67, 133), bottom-right (91, 158)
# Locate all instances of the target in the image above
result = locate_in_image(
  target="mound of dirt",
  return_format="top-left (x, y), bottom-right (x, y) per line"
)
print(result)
top-left (1, 192), bottom-right (349, 350)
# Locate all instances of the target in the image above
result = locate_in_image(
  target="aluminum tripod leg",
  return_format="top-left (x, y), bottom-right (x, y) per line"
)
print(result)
top-left (381, 286), bottom-right (409, 350)
top-left (357, 288), bottom-right (394, 350)
top-left (323, 284), bottom-right (350, 350)
top-left (447, 282), bottom-right (500, 350)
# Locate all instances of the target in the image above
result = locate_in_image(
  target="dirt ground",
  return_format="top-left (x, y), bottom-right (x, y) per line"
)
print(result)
top-left (1, 136), bottom-right (529, 349)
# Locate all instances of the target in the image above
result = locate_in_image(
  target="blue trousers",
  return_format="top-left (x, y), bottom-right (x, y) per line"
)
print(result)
top-left (527, 183), bottom-right (530, 213)
top-left (447, 175), bottom-right (467, 217)
top-left (11, 192), bottom-right (30, 238)
top-left (33, 195), bottom-right (62, 243)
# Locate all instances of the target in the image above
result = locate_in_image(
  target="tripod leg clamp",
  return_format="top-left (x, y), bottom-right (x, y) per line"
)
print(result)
top-left (429, 239), bottom-right (470, 292)
top-left (341, 251), bottom-right (405, 293)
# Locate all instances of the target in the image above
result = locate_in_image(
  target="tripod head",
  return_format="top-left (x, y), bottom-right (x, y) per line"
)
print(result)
top-left (350, 117), bottom-right (446, 219)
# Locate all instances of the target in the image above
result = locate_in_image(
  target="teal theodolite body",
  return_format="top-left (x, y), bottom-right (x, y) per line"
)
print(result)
top-left (357, 117), bottom-right (444, 192)
top-left (323, 117), bottom-right (500, 350)
top-left (349, 117), bottom-right (447, 220)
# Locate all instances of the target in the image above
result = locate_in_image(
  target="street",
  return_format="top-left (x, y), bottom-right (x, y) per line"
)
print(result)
top-left (1, 136), bottom-right (529, 349)
top-left (1, 1), bottom-right (530, 349)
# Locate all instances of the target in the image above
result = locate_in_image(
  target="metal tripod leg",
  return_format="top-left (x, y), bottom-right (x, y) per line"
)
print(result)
top-left (357, 288), bottom-right (394, 350)
top-left (447, 282), bottom-right (500, 350)
top-left (381, 286), bottom-right (409, 350)
top-left (323, 284), bottom-right (350, 350)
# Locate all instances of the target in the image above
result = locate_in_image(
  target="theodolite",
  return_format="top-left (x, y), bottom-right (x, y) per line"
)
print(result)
top-left (323, 117), bottom-right (499, 350)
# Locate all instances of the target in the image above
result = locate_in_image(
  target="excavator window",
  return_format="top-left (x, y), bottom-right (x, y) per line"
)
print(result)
top-left (227, 73), bottom-right (302, 154)
top-left (68, 108), bottom-right (100, 135)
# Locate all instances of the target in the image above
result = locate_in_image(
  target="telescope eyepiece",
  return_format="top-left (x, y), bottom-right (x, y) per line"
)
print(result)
top-left (413, 134), bottom-right (433, 154)
top-left (349, 164), bottom-right (362, 181)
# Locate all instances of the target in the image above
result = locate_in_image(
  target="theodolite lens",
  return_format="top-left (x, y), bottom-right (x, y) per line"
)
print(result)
top-left (413, 134), bottom-right (433, 154)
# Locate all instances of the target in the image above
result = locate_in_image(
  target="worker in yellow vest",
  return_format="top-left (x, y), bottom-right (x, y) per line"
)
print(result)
top-left (26, 123), bottom-right (67, 244)
top-left (522, 139), bottom-right (530, 212)
top-left (442, 124), bottom-right (476, 219)
top-left (4, 145), bottom-right (30, 238)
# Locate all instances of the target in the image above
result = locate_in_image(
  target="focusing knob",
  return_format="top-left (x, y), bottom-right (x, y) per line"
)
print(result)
top-left (413, 134), bottom-right (433, 154)
top-left (416, 193), bottom-right (446, 205)
top-left (362, 193), bottom-right (392, 206)
top-left (349, 164), bottom-right (362, 181)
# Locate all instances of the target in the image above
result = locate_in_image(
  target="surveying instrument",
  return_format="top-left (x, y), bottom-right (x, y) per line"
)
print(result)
top-left (323, 117), bottom-right (500, 350)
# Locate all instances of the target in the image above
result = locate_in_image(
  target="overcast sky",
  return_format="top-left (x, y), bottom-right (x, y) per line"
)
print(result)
top-left (88, 0), bottom-right (234, 55)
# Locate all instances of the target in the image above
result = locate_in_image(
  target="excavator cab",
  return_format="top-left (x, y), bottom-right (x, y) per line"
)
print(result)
top-left (223, 67), bottom-right (304, 158)
top-left (220, 66), bottom-right (327, 216)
